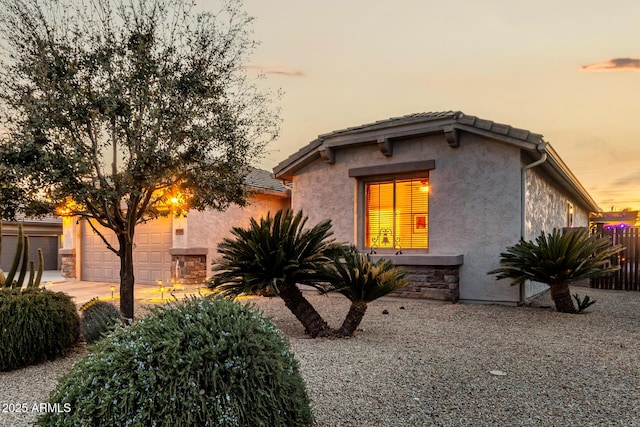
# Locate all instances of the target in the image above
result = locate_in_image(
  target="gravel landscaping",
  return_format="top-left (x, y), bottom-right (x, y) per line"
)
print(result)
top-left (1, 287), bottom-right (639, 426)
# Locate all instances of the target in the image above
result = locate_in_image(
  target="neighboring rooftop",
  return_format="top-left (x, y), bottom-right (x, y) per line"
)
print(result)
top-left (245, 167), bottom-right (289, 195)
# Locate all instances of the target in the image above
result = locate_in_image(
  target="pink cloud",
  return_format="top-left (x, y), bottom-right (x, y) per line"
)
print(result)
top-left (581, 58), bottom-right (640, 72)
top-left (244, 65), bottom-right (305, 77)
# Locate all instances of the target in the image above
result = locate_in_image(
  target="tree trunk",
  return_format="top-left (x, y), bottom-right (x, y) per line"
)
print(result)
top-left (549, 282), bottom-right (576, 313)
top-left (337, 301), bottom-right (368, 337)
top-left (279, 281), bottom-right (333, 338)
top-left (118, 233), bottom-right (135, 320)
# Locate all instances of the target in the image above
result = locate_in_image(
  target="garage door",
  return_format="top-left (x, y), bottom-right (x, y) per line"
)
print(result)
top-left (81, 217), bottom-right (172, 285)
top-left (1, 235), bottom-right (59, 271)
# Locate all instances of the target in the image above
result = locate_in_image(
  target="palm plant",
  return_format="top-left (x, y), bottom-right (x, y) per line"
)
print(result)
top-left (320, 245), bottom-right (409, 336)
top-left (208, 209), bottom-right (336, 337)
top-left (488, 228), bottom-right (623, 313)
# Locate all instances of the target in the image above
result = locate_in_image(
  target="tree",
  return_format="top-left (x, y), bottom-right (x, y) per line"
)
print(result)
top-left (0, 0), bottom-right (280, 318)
top-left (317, 245), bottom-right (408, 337)
top-left (208, 209), bottom-right (335, 338)
top-left (488, 228), bottom-right (623, 313)
top-left (209, 210), bottom-right (412, 338)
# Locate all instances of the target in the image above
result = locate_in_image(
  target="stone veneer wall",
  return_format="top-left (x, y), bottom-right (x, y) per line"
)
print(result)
top-left (170, 254), bottom-right (207, 285)
top-left (60, 249), bottom-right (76, 279)
top-left (392, 265), bottom-right (460, 302)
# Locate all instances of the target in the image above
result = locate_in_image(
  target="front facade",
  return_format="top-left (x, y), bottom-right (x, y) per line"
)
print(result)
top-left (273, 111), bottom-right (599, 304)
top-left (60, 169), bottom-right (290, 285)
top-left (62, 111), bottom-right (600, 305)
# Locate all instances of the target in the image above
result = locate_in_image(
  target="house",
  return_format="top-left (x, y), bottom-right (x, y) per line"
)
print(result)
top-left (590, 210), bottom-right (638, 231)
top-left (1, 216), bottom-right (62, 271)
top-left (61, 111), bottom-right (600, 305)
top-left (273, 111), bottom-right (600, 304)
top-left (59, 169), bottom-right (289, 285)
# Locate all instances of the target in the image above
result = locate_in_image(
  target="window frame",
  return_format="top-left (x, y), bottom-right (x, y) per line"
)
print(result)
top-left (355, 169), bottom-right (431, 254)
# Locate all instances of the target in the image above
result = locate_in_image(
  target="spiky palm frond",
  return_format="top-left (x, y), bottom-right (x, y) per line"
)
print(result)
top-left (320, 245), bottom-right (409, 303)
top-left (488, 228), bottom-right (624, 287)
top-left (207, 209), bottom-right (335, 298)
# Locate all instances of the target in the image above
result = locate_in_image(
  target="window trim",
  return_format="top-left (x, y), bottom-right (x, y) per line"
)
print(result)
top-left (353, 162), bottom-right (434, 253)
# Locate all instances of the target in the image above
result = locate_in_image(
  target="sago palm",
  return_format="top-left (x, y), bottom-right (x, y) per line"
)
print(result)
top-left (488, 228), bottom-right (623, 313)
top-left (320, 245), bottom-right (409, 336)
top-left (208, 209), bottom-right (336, 337)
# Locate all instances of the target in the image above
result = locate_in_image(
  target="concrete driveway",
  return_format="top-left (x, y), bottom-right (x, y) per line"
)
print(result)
top-left (40, 271), bottom-right (210, 307)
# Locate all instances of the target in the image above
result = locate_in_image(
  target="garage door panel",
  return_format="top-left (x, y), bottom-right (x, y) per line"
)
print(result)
top-left (1, 235), bottom-right (59, 271)
top-left (82, 218), bottom-right (172, 284)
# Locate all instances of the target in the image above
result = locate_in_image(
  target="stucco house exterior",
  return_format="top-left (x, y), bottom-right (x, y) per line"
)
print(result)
top-left (61, 111), bottom-right (600, 305)
top-left (59, 168), bottom-right (289, 285)
top-left (273, 111), bottom-right (599, 304)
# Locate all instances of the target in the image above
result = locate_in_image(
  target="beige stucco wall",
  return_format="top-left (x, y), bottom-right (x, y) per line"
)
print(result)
top-left (523, 165), bottom-right (591, 297)
top-left (291, 132), bottom-right (524, 303)
top-left (182, 194), bottom-right (290, 278)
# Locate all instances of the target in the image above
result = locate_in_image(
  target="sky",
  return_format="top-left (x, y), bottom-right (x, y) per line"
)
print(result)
top-left (218, 1), bottom-right (640, 211)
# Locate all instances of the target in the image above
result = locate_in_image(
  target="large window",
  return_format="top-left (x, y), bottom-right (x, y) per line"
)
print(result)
top-left (365, 176), bottom-right (429, 251)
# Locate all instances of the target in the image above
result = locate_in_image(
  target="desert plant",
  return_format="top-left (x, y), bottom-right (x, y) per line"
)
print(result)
top-left (0, 288), bottom-right (80, 371)
top-left (488, 228), bottom-right (623, 313)
top-left (208, 209), bottom-right (336, 337)
top-left (1, 220), bottom-right (44, 289)
top-left (573, 293), bottom-right (597, 313)
top-left (80, 298), bottom-right (124, 344)
top-left (39, 297), bottom-right (313, 427)
top-left (319, 245), bottom-right (409, 336)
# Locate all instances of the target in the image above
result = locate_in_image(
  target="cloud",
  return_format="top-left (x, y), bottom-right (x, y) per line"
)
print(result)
top-left (580, 58), bottom-right (640, 72)
top-left (244, 65), bottom-right (305, 77)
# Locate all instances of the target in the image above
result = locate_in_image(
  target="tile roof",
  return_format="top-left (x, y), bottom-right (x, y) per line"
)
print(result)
top-left (245, 168), bottom-right (288, 193)
top-left (318, 111), bottom-right (463, 138)
top-left (273, 111), bottom-right (544, 178)
top-left (272, 110), bottom-right (599, 212)
top-left (317, 111), bottom-right (543, 145)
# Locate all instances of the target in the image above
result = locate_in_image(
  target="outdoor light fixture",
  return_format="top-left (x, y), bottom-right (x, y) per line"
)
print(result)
top-left (160, 286), bottom-right (166, 300)
top-left (110, 285), bottom-right (115, 300)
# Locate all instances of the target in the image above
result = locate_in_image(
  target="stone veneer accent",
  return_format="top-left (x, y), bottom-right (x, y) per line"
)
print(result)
top-left (370, 254), bottom-right (463, 302)
top-left (392, 265), bottom-right (460, 302)
top-left (59, 248), bottom-right (76, 279)
top-left (169, 248), bottom-right (207, 285)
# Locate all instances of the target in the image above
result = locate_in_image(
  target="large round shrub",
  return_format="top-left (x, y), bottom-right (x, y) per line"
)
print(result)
top-left (0, 288), bottom-right (81, 371)
top-left (80, 298), bottom-right (124, 344)
top-left (40, 297), bottom-right (313, 427)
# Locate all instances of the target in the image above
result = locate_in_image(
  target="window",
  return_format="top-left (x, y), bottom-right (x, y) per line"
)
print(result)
top-left (365, 176), bottom-right (429, 251)
top-left (567, 203), bottom-right (574, 228)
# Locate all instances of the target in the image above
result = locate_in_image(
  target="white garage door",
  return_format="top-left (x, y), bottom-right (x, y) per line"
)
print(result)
top-left (81, 217), bottom-right (172, 285)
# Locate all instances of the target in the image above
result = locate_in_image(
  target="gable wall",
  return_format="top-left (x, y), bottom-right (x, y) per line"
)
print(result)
top-left (291, 132), bottom-right (525, 303)
top-left (183, 193), bottom-right (290, 278)
top-left (523, 164), bottom-right (591, 297)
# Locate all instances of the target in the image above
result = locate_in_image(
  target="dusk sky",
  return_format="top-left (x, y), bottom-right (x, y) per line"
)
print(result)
top-left (231, 0), bottom-right (640, 212)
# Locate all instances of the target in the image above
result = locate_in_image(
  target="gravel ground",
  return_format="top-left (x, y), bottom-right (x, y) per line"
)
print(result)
top-left (1, 287), bottom-right (639, 426)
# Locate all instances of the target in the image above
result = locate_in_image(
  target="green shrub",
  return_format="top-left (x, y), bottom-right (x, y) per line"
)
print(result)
top-left (573, 293), bottom-right (597, 313)
top-left (80, 298), bottom-right (124, 344)
top-left (40, 297), bottom-right (313, 427)
top-left (0, 288), bottom-right (81, 371)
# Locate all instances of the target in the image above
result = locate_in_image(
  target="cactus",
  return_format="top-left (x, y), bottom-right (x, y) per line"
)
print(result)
top-left (80, 298), bottom-right (124, 344)
top-left (1, 220), bottom-right (44, 289)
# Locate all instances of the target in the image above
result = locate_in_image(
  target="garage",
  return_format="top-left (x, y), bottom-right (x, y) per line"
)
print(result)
top-left (81, 217), bottom-right (172, 285)
top-left (1, 219), bottom-right (62, 272)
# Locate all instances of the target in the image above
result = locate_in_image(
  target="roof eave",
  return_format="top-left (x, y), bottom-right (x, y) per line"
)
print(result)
top-left (539, 144), bottom-right (601, 213)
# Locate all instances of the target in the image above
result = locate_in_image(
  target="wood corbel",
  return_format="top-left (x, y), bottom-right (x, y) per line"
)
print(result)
top-left (444, 125), bottom-right (460, 148)
top-left (319, 146), bottom-right (336, 164)
top-left (377, 136), bottom-right (393, 157)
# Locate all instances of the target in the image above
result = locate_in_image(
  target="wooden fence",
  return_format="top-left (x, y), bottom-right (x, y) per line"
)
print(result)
top-left (590, 227), bottom-right (640, 291)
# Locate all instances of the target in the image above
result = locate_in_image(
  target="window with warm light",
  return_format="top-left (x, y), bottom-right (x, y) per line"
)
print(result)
top-left (365, 176), bottom-right (429, 251)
